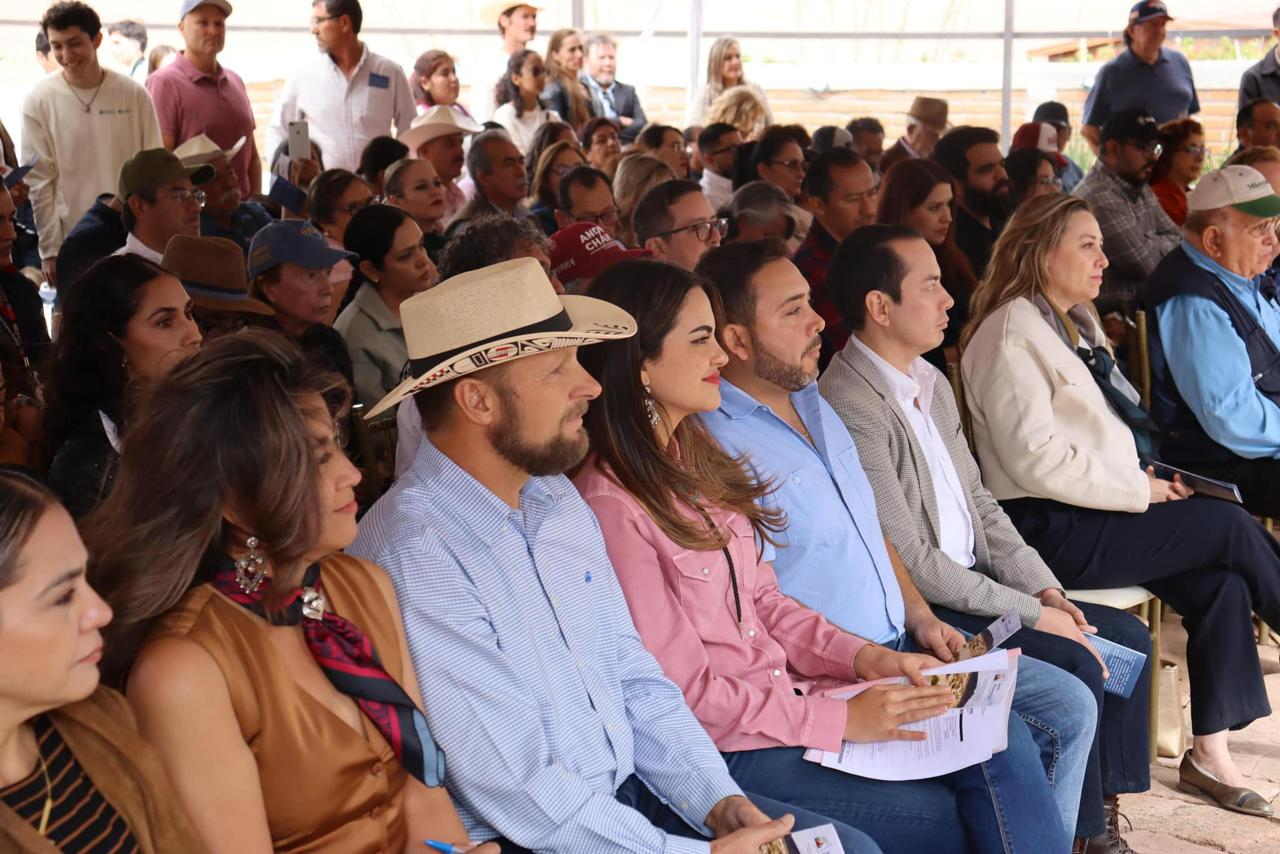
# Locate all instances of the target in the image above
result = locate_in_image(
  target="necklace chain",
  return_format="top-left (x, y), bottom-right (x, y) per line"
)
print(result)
top-left (63, 69), bottom-right (106, 114)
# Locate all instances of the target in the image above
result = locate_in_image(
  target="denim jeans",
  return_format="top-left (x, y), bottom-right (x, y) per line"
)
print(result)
top-left (893, 631), bottom-right (1096, 835)
top-left (721, 716), bottom-right (1071, 854)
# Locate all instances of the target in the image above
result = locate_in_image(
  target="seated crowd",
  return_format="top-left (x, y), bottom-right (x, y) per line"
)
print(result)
top-left (3, 0), bottom-right (1280, 852)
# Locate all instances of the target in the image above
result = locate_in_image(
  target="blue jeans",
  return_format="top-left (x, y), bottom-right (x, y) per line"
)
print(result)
top-left (721, 713), bottom-right (1070, 854)
top-left (893, 632), bottom-right (1096, 835)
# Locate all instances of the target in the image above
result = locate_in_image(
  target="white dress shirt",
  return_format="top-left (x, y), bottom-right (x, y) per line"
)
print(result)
top-left (700, 169), bottom-right (733, 213)
top-left (112, 232), bottom-right (165, 265)
top-left (267, 44), bottom-right (416, 173)
top-left (852, 335), bottom-right (976, 567)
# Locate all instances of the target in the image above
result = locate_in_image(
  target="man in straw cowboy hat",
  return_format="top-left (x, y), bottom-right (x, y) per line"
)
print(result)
top-left (174, 133), bottom-right (270, 255)
top-left (350, 258), bottom-right (854, 852)
top-left (878, 96), bottom-right (949, 176)
top-left (399, 104), bottom-right (484, 225)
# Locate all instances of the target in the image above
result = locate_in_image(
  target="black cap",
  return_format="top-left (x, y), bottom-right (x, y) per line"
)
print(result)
top-left (1129, 1), bottom-right (1172, 25)
top-left (1032, 101), bottom-right (1070, 129)
top-left (1100, 108), bottom-right (1160, 145)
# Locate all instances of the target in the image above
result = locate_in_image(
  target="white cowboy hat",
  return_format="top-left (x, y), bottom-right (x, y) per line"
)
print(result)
top-left (479, 1), bottom-right (544, 24)
top-left (398, 105), bottom-right (484, 154)
top-left (366, 257), bottom-right (637, 419)
top-left (173, 133), bottom-right (247, 166)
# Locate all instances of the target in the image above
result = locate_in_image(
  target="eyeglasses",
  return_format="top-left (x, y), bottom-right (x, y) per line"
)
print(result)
top-left (708, 143), bottom-right (740, 157)
top-left (1124, 141), bottom-right (1164, 158)
top-left (768, 158), bottom-right (807, 174)
top-left (575, 207), bottom-right (621, 228)
top-left (339, 195), bottom-right (381, 215)
top-left (164, 189), bottom-right (206, 207)
top-left (1035, 175), bottom-right (1064, 187)
top-left (1181, 144), bottom-right (1208, 157)
top-left (656, 217), bottom-right (728, 242)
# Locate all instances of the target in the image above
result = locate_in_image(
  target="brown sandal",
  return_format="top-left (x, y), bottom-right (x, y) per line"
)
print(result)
top-left (1178, 750), bottom-right (1275, 819)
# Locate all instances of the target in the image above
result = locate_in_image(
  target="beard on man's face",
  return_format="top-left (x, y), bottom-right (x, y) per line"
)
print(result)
top-left (751, 329), bottom-right (820, 392)
top-left (964, 181), bottom-right (1014, 222)
top-left (487, 385), bottom-right (590, 476)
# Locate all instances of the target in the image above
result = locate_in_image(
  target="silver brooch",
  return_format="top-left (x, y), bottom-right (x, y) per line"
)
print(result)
top-left (301, 586), bottom-right (328, 621)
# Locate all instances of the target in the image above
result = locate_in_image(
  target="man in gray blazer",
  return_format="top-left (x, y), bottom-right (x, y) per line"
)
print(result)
top-left (582, 34), bottom-right (648, 144)
top-left (817, 224), bottom-right (1151, 852)
top-left (695, 238), bottom-right (1095, 843)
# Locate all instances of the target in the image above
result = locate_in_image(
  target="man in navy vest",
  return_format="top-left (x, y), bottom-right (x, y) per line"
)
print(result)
top-left (1148, 165), bottom-right (1280, 515)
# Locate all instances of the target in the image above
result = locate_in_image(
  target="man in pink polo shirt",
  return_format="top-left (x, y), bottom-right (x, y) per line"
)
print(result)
top-left (146, 0), bottom-right (260, 198)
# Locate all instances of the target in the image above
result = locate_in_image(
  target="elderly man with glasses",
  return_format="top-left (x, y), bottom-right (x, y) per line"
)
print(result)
top-left (1074, 108), bottom-right (1182, 311)
top-left (633, 179), bottom-right (725, 270)
top-left (1148, 165), bottom-right (1280, 516)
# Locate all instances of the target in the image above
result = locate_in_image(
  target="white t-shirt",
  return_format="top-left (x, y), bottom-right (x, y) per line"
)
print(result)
top-left (492, 102), bottom-right (561, 154)
top-left (21, 68), bottom-right (162, 259)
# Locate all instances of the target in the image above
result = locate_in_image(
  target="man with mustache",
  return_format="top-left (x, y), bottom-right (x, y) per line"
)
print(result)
top-left (111, 148), bottom-right (213, 264)
top-left (932, 126), bottom-right (1013, 282)
top-left (1074, 109), bottom-right (1181, 311)
top-left (267, 0), bottom-right (416, 174)
top-left (398, 105), bottom-right (482, 226)
top-left (175, 134), bottom-right (270, 256)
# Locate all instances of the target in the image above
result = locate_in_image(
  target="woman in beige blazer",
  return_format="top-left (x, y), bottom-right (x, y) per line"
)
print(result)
top-left (961, 192), bottom-right (1280, 819)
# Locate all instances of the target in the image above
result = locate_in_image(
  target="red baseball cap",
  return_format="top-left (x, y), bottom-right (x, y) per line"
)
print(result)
top-left (549, 223), bottom-right (648, 289)
top-left (1011, 122), bottom-right (1067, 168)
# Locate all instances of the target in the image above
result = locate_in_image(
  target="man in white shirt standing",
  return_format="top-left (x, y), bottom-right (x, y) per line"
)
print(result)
top-left (113, 148), bottom-right (213, 263)
top-left (267, 0), bottom-right (415, 174)
top-left (21, 1), bottom-right (162, 286)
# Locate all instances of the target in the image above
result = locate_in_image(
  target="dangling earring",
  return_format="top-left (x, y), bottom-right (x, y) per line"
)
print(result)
top-left (643, 384), bottom-right (661, 427)
top-left (234, 536), bottom-right (268, 594)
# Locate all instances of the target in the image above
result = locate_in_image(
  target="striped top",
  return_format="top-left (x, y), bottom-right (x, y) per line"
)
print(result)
top-left (0, 716), bottom-right (139, 853)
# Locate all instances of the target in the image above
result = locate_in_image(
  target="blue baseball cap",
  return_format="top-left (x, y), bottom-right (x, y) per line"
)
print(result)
top-left (247, 220), bottom-right (355, 280)
top-left (1129, 1), bottom-right (1171, 25)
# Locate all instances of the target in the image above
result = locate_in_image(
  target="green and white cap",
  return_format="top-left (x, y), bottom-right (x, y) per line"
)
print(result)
top-left (1187, 165), bottom-right (1280, 218)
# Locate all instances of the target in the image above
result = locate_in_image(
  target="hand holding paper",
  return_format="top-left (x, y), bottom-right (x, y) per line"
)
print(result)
top-left (853, 644), bottom-right (943, 684)
top-left (843, 683), bottom-right (955, 743)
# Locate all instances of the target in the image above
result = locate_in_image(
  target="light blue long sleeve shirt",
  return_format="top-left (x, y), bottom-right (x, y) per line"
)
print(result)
top-left (1155, 240), bottom-right (1280, 459)
top-left (349, 437), bottom-right (741, 852)
top-left (701, 379), bottom-right (906, 644)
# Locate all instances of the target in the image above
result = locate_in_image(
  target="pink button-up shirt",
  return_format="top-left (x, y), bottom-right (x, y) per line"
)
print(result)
top-left (574, 456), bottom-right (869, 754)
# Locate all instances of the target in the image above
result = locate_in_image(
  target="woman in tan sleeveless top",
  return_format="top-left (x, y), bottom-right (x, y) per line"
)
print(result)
top-left (87, 331), bottom-right (498, 854)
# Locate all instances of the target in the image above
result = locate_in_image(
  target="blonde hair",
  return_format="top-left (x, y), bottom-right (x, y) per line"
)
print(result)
top-left (962, 193), bottom-right (1099, 351)
top-left (707, 85), bottom-right (768, 140)
top-left (705, 36), bottom-right (744, 97)
top-left (612, 153), bottom-right (677, 247)
top-left (545, 28), bottom-right (591, 127)
top-left (1224, 145), bottom-right (1280, 169)
top-left (528, 139), bottom-right (585, 207)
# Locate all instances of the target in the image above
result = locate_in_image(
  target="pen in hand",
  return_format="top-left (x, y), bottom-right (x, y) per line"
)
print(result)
top-left (423, 842), bottom-right (460, 854)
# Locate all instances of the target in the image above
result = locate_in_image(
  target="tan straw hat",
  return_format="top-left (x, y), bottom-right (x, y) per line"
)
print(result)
top-left (365, 257), bottom-right (637, 418)
top-left (398, 105), bottom-right (484, 154)
top-left (479, 1), bottom-right (544, 24)
top-left (173, 133), bottom-right (247, 166)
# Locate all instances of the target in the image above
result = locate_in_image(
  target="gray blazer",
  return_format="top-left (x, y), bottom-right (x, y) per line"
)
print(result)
top-left (818, 339), bottom-right (1061, 627)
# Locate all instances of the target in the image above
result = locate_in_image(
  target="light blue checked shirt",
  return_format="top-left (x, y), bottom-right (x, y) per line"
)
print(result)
top-left (349, 437), bottom-right (742, 852)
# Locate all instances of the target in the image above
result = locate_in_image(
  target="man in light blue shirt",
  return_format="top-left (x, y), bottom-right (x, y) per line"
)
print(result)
top-left (349, 257), bottom-right (877, 853)
top-left (694, 239), bottom-right (1096, 840)
top-left (1148, 164), bottom-right (1280, 516)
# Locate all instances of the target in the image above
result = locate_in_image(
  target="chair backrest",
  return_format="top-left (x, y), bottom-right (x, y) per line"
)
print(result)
top-left (350, 403), bottom-right (399, 500)
top-left (946, 362), bottom-right (976, 454)
top-left (1127, 310), bottom-right (1152, 410)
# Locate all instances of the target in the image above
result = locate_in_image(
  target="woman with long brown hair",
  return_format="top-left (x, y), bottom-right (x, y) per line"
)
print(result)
top-left (961, 192), bottom-right (1280, 822)
top-left (527, 140), bottom-right (586, 236)
top-left (687, 37), bottom-right (774, 128)
top-left (542, 28), bottom-right (592, 129)
top-left (875, 158), bottom-right (978, 366)
top-left (86, 330), bottom-right (499, 852)
top-left (572, 259), bottom-right (1068, 854)
top-left (612, 153), bottom-right (677, 247)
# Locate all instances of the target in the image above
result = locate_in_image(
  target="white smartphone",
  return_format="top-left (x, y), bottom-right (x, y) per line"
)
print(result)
top-left (287, 120), bottom-right (311, 162)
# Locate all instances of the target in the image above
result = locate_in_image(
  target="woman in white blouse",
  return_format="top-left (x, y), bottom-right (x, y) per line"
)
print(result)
top-left (687, 37), bottom-right (774, 129)
top-left (493, 50), bottom-right (561, 156)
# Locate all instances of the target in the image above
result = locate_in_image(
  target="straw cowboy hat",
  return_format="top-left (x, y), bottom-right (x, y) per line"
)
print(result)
top-left (397, 105), bottom-right (484, 154)
top-left (365, 256), bottom-right (637, 419)
top-left (173, 133), bottom-right (247, 166)
top-left (480, 2), bottom-right (544, 25)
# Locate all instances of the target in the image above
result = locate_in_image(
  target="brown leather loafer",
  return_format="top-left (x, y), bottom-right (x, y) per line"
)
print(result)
top-left (1178, 750), bottom-right (1274, 818)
